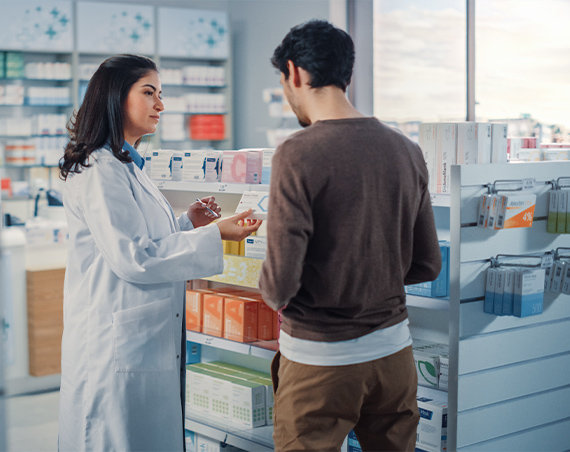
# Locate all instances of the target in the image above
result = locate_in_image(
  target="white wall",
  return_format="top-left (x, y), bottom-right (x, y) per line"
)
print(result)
top-left (229, 0), bottom-right (330, 147)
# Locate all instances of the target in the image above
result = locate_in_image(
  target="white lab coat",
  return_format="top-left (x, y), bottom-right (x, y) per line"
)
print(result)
top-left (58, 147), bottom-right (223, 451)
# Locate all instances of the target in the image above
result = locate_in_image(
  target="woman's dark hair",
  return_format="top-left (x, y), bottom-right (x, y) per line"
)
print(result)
top-left (271, 20), bottom-right (354, 92)
top-left (59, 54), bottom-right (157, 180)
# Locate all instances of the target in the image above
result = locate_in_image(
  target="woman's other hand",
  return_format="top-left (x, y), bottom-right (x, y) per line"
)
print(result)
top-left (217, 210), bottom-right (262, 241)
top-left (187, 196), bottom-right (221, 228)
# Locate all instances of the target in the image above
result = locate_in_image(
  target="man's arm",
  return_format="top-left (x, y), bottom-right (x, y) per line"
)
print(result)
top-left (259, 147), bottom-right (312, 311)
top-left (404, 187), bottom-right (442, 285)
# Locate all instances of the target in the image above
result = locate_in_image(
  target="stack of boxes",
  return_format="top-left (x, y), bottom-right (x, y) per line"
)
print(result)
top-left (186, 287), bottom-right (279, 343)
top-left (484, 267), bottom-right (546, 317)
top-left (186, 361), bottom-right (273, 429)
top-left (419, 122), bottom-right (508, 194)
top-left (416, 396), bottom-right (448, 452)
top-left (148, 148), bottom-right (275, 184)
top-left (406, 241), bottom-right (450, 298)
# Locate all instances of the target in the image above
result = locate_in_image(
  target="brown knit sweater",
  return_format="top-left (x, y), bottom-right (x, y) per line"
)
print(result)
top-left (259, 117), bottom-right (441, 342)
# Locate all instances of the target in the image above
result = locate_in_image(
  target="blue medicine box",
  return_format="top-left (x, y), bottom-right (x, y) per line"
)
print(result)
top-left (186, 341), bottom-right (201, 365)
top-left (406, 241), bottom-right (449, 298)
top-left (347, 430), bottom-right (362, 452)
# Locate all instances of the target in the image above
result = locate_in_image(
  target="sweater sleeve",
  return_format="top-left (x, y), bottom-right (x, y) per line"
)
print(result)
top-left (259, 147), bottom-right (313, 311)
top-left (404, 186), bottom-right (442, 285)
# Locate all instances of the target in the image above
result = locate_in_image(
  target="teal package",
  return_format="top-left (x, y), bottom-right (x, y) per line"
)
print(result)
top-left (513, 269), bottom-right (545, 317)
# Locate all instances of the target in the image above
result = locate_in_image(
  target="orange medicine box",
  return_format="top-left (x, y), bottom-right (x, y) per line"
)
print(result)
top-left (273, 310), bottom-right (280, 340)
top-left (186, 289), bottom-right (212, 332)
top-left (224, 297), bottom-right (258, 342)
top-left (203, 294), bottom-right (225, 337)
top-left (256, 300), bottom-right (274, 341)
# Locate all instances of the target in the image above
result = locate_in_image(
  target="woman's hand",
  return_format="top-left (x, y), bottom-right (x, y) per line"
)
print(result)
top-left (217, 210), bottom-right (262, 241)
top-left (187, 196), bottom-right (221, 228)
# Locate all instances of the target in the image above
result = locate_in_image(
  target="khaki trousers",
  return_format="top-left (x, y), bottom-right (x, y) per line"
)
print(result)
top-left (271, 346), bottom-right (419, 452)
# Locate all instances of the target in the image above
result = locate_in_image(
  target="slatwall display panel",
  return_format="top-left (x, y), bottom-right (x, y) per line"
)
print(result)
top-left (456, 386), bottom-right (570, 449)
top-left (457, 418), bottom-right (570, 452)
top-left (457, 317), bottom-right (570, 374)
top-left (457, 352), bottom-right (570, 411)
top-left (460, 224), bottom-right (568, 265)
top-left (453, 162), bottom-right (570, 451)
top-left (460, 294), bottom-right (570, 337)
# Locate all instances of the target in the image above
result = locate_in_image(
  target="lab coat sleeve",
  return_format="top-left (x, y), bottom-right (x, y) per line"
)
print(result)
top-left (77, 158), bottom-right (223, 285)
top-left (259, 148), bottom-right (312, 311)
top-left (404, 186), bottom-right (442, 285)
top-left (178, 212), bottom-right (195, 231)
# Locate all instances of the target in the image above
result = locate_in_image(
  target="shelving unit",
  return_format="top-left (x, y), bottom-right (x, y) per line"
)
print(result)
top-left (164, 161), bottom-right (570, 451)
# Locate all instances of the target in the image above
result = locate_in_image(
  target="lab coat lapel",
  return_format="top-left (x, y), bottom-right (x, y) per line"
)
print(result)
top-left (130, 165), bottom-right (179, 232)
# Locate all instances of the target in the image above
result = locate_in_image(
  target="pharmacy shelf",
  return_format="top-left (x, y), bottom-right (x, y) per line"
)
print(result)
top-left (187, 331), bottom-right (276, 361)
top-left (155, 180), bottom-right (269, 195)
top-left (185, 413), bottom-right (273, 452)
top-left (0, 78), bottom-right (72, 82)
top-left (406, 294), bottom-right (449, 311)
top-left (0, 134), bottom-right (66, 139)
top-left (2, 164), bottom-right (58, 169)
top-left (0, 103), bottom-right (73, 108)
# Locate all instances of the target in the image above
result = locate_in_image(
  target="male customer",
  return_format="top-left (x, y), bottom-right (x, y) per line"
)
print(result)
top-left (259, 20), bottom-right (442, 452)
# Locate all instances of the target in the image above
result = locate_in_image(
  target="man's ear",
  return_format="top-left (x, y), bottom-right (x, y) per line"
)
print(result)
top-left (287, 60), bottom-right (302, 88)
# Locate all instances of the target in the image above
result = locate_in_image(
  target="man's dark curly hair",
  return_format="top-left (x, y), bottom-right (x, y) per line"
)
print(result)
top-left (271, 20), bottom-right (355, 92)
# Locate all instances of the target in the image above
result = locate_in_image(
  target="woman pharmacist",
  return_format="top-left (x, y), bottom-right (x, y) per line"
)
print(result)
top-left (57, 54), bottom-right (261, 451)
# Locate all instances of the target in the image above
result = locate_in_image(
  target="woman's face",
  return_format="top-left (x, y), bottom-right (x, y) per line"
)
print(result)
top-left (123, 70), bottom-right (164, 145)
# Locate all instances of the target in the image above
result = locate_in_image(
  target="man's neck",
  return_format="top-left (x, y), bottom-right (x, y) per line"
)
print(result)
top-left (305, 86), bottom-right (364, 124)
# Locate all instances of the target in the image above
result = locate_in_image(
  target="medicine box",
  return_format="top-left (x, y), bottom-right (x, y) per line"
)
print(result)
top-left (419, 123), bottom-right (437, 194)
top-left (406, 242), bottom-right (449, 298)
top-left (513, 269), bottom-right (545, 317)
top-left (186, 289), bottom-right (212, 332)
top-left (236, 191), bottom-right (269, 220)
top-left (556, 190), bottom-right (568, 233)
top-left (185, 430), bottom-right (196, 452)
top-left (221, 151), bottom-right (247, 183)
top-left (273, 310), bottom-right (280, 339)
top-left (476, 123), bottom-right (492, 164)
top-left (499, 193), bottom-right (537, 229)
top-left (244, 236), bottom-right (267, 259)
top-left (493, 269), bottom-right (505, 315)
top-left (417, 396), bottom-right (448, 452)
top-left (204, 151), bottom-right (222, 182)
top-left (202, 294), bottom-right (225, 337)
top-left (484, 268), bottom-right (497, 314)
top-left (413, 340), bottom-right (449, 389)
top-left (186, 365), bottom-right (217, 417)
top-left (198, 364), bottom-right (267, 428)
top-left (256, 299), bottom-right (274, 341)
top-left (223, 297), bottom-right (258, 342)
top-left (502, 269), bottom-right (516, 316)
top-left (201, 361), bottom-right (273, 425)
top-left (547, 191), bottom-right (558, 233)
top-left (261, 148), bottom-right (275, 185)
top-left (186, 342), bottom-right (201, 365)
top-left (413, 349), bottom-right (439, 388)
top-left (182, 151), bottom-right (206, 182)
top-left (347, 430), bottom-right (362, 452)
top-left (490, 123), bottom-right (508, 163)
top-left (435, 123), bottom-right (456, 194)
